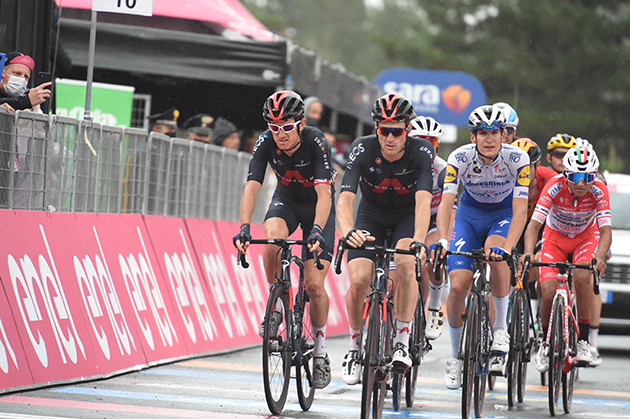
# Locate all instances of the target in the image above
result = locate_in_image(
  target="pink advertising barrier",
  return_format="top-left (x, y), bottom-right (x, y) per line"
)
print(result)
top-left (0, 211), bottom-right (350, 393)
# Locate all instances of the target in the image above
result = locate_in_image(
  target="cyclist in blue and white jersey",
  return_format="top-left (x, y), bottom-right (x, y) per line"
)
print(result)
top-left (432, 105), bottom-right (530, 389)
top-left (493, 102), bottom-right (519, 144)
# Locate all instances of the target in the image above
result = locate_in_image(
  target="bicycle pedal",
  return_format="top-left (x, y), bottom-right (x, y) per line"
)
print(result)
top-left (422, 342), bottom-right (433, 356)
top-left (574, 360), bottom-right (589, 368)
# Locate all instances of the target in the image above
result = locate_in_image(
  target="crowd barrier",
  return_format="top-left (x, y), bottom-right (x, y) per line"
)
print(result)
top-left (0, 209), bottom-right (350, 394)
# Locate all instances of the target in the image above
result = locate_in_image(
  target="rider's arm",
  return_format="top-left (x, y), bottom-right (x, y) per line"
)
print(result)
top-left (337, 191), bottom-right (356, 238)
top-left (595, 225), bottom-right (612, 274)
top-left (436, 192), bottom-right (457, 243)
top-left (313, 182), bottom-right (332, 230)
top-left (239, 180), bottom-right (262, 225)
top-left (523, 218), bottom-right (543, 255)
top-left (413, 190), bottom-right (432, 242)
top-left (503, 196), bottom-right (528, 251)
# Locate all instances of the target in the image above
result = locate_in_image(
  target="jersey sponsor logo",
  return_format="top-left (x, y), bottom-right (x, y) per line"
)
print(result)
top-left (295, 160), bottom-right (311, 167)
top-left (547, 181), bottom-right (563, 198)
top-left (395, 168), bottom-right (415, 176)
top-left (518, 190), bottom-right (528, 197)
top-left (372, 178), bottom-right (411, 194)
top-left (368, 166), bottom-right (382, 174)
top-left (252, 134), bottom-right (267, 154)
top-left (375, 157), bottom-right (382, 165)
top-left (454, 151), bottom-right (467, 163)
top-left (276, 148), bottom-right (281, 155)
top-left (346, 143), bottom-right (366, 170)
top-left (279, 170), bottom-right (314, 187)
top-left (445, 164), bottom-right (458, 184)
top-left (516, 165), bottom-right (530, 187)
top-left (509, 151), bottom-right (522, 163)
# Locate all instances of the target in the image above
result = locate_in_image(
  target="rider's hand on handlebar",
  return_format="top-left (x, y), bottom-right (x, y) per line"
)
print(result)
top-left (410, 240), bottom-right (427, 261)
top-left (594, 256), bottom-right (607, 277)
top-left (307, 224), bottom-right (326, 254)
top-left (233, 224), bottom-right (252, 253)
top-left (429, 238), bottom-right (448, 262)
top-left (487, 246), bottom-right (508, 261)
top-left (345, 228), bottom-right (375, 249)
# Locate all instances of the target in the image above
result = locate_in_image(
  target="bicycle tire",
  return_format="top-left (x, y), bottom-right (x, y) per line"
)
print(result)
top-left (405, 293), bottom-right (424, 407)
top-left (507, 290), bottom-right (524, 407)
top-left (548, 295), bottom-right (564, 416)
top-left (462, 294), bottom-right (478, 419)
top-left (262, 285), bottom-right (291, 415)
top-left (295, 287), bottom-right (315, 411)
top-left (373, 298), bottom-right (393, 418)
top-left (562, 299), bottom-right (578, 413)
top-left (361, 298), bottom-right (381, 419)
top-left (474, 294), bottom-right (489, 419)
top-left (518, 292), bottom-right (531, 404)
top-left (391, 372), bottom-right (404, 411)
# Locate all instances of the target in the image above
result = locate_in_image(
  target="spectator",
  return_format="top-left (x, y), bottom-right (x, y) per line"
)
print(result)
top-left (184, 113), bottom-right (214, 143)
top-left (304, 96), bottom-right (324, 128)
top-left (147, 107), bottom-right (179, 137)
top-left (240, 129), bottom-right (256, 154)
top-left (212, 117), bottom-right (240, 150)
top-left (322, 127), bottom-right (344, 173)
top-left (0, 52), bottom-right (51, 111)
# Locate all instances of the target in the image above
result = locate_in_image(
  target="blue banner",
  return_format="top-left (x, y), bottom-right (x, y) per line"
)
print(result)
top-left (373, 68), bottom-right (486, 127)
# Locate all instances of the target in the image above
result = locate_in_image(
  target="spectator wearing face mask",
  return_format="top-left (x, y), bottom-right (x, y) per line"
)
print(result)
top-left (0, 52), bottom-right (51, 111)
top-left (304, 96), bottom-right (324, 128)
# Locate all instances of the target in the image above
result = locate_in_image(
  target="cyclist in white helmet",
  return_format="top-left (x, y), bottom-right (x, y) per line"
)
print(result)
top-left (493, 102), bottom-right (519, 144)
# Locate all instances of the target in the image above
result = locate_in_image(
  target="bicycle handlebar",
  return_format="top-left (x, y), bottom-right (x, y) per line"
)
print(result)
top-left (432, 244), bottom-right (511, 275)
top-left (527, 257), bottom-right (600, 295)
top-left (237, 238), bottom-right (324, 271)
top-left (333, 237), bottom-right (419, 276)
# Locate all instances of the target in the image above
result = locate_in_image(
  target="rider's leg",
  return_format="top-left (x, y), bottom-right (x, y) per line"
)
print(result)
top-left (446, 269), bottom-right (473, 358)
top-left (304, 260), bottom-right (331, 355)
top-left (425, 230), bottom-right (443, 310)
top-left (392, 238), bottom-right (419, 350)
top-left (346, 258), bottom-right (374, 348)
top-left (263, 217), bottom-right (289, 286)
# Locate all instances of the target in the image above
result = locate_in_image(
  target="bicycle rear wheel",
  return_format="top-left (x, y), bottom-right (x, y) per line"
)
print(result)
top-left (262, 285), bottom-right (291, 415)
top-left (474, 294), bottom-right (490, 419)
top-left (391, 372), bottom-right (404, 411)
top-left (295, 287), bottom-right (315, 411)
top-left (548, 296), bottom-right (564, 416)
top-left (405, 293), bottom-right (425, 408)
top-left (361, 298), bottom-right (382, 419)
top-left (562, 300), bottom-right (578, 413)
top-left (507, 290), bottom-right (524, 407)
top-left (462, 294), bottom-right (479, 419)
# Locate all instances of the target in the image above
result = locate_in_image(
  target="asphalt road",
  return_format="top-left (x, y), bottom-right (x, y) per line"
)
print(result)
top-left (1, 328), bottom-right (629, 419)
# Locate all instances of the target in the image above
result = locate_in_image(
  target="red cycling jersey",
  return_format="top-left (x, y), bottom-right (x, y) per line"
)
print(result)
top-left (527, 165), bottom-right (557, 219)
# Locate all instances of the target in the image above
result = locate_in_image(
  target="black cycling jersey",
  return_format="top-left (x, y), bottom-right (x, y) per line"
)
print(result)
top-left (340, 134), bottom-right (434, 210)
top-left (247, 126), bottom-right (333, 202)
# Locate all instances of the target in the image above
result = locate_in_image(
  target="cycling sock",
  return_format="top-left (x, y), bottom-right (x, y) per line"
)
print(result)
top-left (394, 320), bottom-right (412, 346)
top-left (578, 319), bottom-right (590, 342)
top-left (349, 327), bottom-right (361, 350)
top-left (589, 326), bottom-right (599, 347)
top-left (313, 326), bottom-right (327, 357)
top-left (493, 295), bottom-right (509, 331)
top-left (450, 326), bottom-right (462, 359)
top-left (428, 281), bottom-right (444, 311)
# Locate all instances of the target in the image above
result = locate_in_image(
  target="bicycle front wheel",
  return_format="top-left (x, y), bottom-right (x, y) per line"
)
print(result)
top-left (518, 292), bottom-right (532, 403)
top-left (474, 294), bottom-right (490, 418)
top-left (548, 295), bottom-right (564, 416)
top-left (462, 294), bottom-right (479, 419)
top-left (295, 287), bottom-right (315, 411)
top-left (405, 293), bottom-right (425, 408)
top-left (262, 285), bottom-right (291, 415)
top-left (507, 290), bottom-right (525, 407)
top-left (562, 299), bottom-right (578, 413)
top-left (361, 298), bottom-right (386, 419)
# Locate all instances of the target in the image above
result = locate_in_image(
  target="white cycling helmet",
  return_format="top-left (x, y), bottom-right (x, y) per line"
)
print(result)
top-left (409, 116), bottom-right (443, 139)
top-left (563, 146), bottom-right (599, 173)
top-left (468, 105), bottom-right (506, 132)
top-left (493, 102), bottom-right (519, 129)
top-left (574, 137), bottom-right (593, 149)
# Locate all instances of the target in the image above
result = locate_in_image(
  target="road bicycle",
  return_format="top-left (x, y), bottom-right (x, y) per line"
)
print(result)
top-left (237, 238), bottom-right (323, 415)
top-left (521, 255), bottom-right (599, 416)
top-left (433, 244), bottom-right (498, 419)
top-left (334, 233), bottom-right (423, 419)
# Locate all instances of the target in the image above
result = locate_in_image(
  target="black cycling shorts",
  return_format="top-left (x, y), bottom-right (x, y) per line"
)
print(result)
top-left (264, 193), bottom-right (335, 262)
top-left (347, 199), bottom-right (415, 262)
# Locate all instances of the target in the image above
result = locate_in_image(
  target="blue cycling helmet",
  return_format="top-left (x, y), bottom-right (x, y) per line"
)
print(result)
top-left (493, 102), bottom-right (519, 129)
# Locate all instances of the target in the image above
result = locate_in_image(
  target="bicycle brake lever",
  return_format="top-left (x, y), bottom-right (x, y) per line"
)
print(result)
top-left (313, 251), bottom-right (324, 271)
top-left (591, 257), bottom-right (600, 295)
top-left (237, 251), bottom-right (249, 269)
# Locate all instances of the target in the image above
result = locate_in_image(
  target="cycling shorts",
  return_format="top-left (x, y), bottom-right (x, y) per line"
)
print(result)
top-left (265, 192), bottom-right (336, 262)
top-left (389, 213), bottom-right (437, 271)
top-left (348, 199), bottom-right (415, 263)
top-left (539, 226), bottom-right (599, 284)
top-left (447, 204), bottom-right (512, 272)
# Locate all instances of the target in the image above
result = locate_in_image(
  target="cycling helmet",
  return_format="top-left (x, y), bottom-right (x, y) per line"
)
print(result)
top-left (575, 137), bottom-right (593, 149)
top-left (409, 116), bottom-right (443, 139)
top-left (563, 146), bottom-right (599, 173)
top-left (372, 93), bottom-right (414, 125)
top-left (547, 133), bottom-right (576, 151)
top-left (493, 102), bottom-right (519, 129)
top-left (511, 138), bottom-right (541, 165)
top-left (467, 105), bottom-right (506, 132)
top-left (263, 90), bottom-right (305, 123)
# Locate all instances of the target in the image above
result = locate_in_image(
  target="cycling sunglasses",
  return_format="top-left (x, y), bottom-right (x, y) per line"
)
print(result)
top-left (376, 127), bottom-right (409, 137)
top-left (506, 127), bottom-right (516, 135)
top-left (566, 172), bottom-right (596, 184)
top-left (268, 120), bottom-right (300, 134)
top-left (550, 150), bottom-right (567, 159)
top-left (477, 121), bottom-right (504, 131)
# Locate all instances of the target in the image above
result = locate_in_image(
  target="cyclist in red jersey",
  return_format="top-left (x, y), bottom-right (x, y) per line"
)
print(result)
top-left (520, 146), bottom-right (611, 372)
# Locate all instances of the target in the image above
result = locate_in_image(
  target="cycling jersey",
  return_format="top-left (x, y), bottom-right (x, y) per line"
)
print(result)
top-left (248, 126), bottom-right (333, 202)
top-left (443, 143), bottom-right (530, 210)
top-left (528, 165), bottom-right (557, 219)
top-left (531, 175), bottom-right (611, 238)
top-left (431, 155), bottom-right (447, 215)
top-left (340, 135), bottom-right (434, 210)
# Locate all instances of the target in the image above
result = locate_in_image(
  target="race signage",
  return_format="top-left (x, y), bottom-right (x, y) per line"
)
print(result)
top-left (92, 0), bottom-right (153, 16)
top-left (373, 68), bottom-right (487, 127)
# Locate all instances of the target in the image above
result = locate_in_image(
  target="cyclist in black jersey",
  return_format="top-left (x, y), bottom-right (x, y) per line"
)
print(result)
top-left (233, 91), bottom-right (335, 389)
top-left (338, 93), bottom-right (434, 384)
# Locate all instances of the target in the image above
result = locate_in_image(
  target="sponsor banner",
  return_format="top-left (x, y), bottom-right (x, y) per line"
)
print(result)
top-left (0, 283), bottom-right (34, 390)
top-left (0, 210), bottom-right (102, 384)
top-left (71, 213), bottom-right (187, 367)
top-left (142, 215), bottom-right (222, 353)
top-left (186, 219), bottom-right (264, 347)
top-left (373, 68), bottom-right (487, 127)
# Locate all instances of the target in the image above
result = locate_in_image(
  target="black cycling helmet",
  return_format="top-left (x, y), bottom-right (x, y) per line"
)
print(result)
top-left (372, 93), bottom-right (414, 125)
top-left (263, 90), bottom-right (305, 123)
